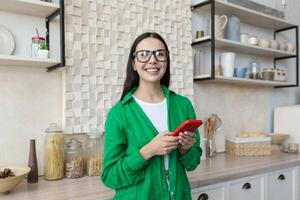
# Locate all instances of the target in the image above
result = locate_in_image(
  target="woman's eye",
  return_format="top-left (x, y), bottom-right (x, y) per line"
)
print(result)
top-left (139, 51), bottom-right (149, 57)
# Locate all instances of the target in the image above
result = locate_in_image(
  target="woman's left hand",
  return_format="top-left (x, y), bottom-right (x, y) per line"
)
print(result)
top-left (178, 131), bottom-right (196, 155)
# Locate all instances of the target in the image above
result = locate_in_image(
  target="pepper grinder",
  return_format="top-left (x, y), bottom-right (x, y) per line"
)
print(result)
top-left (28, 139), bottom-right (38, 183)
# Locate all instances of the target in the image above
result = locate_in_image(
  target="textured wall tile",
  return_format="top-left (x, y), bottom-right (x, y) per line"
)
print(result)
top-left (65, 0), bottom-right (193, 133)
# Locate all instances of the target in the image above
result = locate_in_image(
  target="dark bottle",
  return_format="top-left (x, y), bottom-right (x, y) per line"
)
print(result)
top-left (28, 139), bottom-right (38, 183)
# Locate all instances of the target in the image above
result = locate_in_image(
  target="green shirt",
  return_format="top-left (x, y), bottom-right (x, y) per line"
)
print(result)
top-left (101, 85), bottom-right (202, 200)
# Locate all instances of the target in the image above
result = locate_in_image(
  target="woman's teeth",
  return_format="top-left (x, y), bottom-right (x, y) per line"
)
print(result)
top-left (145, 68), bottom-right (159, 72)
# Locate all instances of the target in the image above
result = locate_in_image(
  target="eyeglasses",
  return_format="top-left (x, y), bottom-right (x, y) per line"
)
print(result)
top-left (133, 49), bottom-right (169, 63)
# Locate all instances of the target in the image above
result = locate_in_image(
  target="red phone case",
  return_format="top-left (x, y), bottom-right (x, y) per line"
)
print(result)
top-left (170, 120), bottom-right (203, 137)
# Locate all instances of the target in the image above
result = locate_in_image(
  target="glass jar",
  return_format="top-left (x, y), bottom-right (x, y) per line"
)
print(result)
top-left (44, 123), bottom-right (64, 180)
top-left (85, 131), bottom-right (104, 176)
top-left (65, 138), bottom-right (84, 178)
top-left (248, 59), bottom-right (261, 79)
top-left (31, 36), bottom-right (45, 58)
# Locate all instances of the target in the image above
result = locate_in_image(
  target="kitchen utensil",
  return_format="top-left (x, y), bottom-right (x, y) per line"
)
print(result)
top-left (0, 25), bottom-right (15, 55)
top-left (0, 166), bottom-right (31, 195)
top-left (214, 15), bottom-right (228, 38)
top-left (225, 15), bottom-right (240, 41)
top-left (221, 52), bottom-right (235, 77)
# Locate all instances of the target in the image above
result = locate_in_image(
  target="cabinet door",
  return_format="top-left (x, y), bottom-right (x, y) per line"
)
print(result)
top-left (228, 176), bottom-right (264, 200)
top-left (191, 184), bottom-right (225, 200)
top-left (267, 168), bottom-right (295, 200)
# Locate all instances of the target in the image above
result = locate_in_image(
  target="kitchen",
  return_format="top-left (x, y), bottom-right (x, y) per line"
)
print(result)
top-left (0, 0), bottom-right (300, 199)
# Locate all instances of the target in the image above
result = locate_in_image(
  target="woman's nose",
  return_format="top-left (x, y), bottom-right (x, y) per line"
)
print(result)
top-left (148, 53), bottom-right (157, 63)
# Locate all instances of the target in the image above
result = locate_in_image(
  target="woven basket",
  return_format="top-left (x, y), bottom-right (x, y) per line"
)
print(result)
top-left (225, 136), bottom-right (271, 156)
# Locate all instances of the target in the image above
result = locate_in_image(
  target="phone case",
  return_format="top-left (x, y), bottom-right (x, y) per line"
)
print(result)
top-left (170, 120), bottom-right (203, 137)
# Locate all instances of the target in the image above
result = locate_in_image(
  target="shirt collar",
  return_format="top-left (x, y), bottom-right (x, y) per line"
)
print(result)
top-left (120, 85), bottom-right (173, 105)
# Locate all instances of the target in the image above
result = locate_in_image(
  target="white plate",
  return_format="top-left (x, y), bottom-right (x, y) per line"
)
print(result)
top-left (0, 25), bottom-right (15, 55)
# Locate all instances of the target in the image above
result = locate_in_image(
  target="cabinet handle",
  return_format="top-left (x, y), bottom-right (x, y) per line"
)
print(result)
top-left (198, 193), bottom-right (209, 200)
top-left (278, 174), bottom-right (286, 181)
top-left (242, 182), bottom-right (252, 190)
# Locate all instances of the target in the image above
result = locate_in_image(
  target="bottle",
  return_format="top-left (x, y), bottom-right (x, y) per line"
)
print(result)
top-left (27, 139), bottom-right (38, 183)
top-left (65, 138), bottom-right (84, 178)
top-left (31, 36), bottom-right (45, 58)
top-left (85, 130), bottom-right (104, 176)
top-left (44, 123), bottom-right (64, 180)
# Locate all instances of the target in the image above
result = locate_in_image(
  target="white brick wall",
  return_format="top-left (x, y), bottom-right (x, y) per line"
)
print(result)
top-left (64, 0), bottom-right (194, 133)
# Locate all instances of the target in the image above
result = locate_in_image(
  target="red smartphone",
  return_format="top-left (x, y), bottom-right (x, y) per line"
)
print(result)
top-left (170, 120), bottom-right (203, 137)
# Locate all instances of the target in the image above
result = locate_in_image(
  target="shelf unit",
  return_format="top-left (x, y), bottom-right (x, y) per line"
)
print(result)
top-left (191, 0), bottom-right (299, 88)
top-left (0, 0), bottom-right (65, 71)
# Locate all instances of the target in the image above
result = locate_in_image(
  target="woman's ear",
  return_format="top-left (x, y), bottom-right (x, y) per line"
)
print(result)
top-left (132, 61), bottom-right (137, 71)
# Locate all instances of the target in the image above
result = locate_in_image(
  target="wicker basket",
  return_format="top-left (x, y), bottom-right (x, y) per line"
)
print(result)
top-left (225, 136), bottom-right (271, 156)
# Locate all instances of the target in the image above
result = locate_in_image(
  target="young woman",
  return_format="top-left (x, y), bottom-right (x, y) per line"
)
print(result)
top-left (101, 32), bottom-right (202, 200)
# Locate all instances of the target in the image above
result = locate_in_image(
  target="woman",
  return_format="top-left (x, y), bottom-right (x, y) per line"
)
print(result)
top-left (101, 32), bottom-right (202, 200)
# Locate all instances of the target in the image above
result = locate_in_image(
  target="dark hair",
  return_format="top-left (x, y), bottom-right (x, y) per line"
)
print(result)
top-left (120, 32), bottom-right (170, 101)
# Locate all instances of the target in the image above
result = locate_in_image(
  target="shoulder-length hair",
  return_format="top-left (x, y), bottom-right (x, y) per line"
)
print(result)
top-left (120, 32), bottom-right (170, 101)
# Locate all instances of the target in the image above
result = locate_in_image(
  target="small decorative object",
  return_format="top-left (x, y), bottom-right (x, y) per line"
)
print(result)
top-left (240, 33), bottom-right (248, 44)
top-left (286, 42), bottom-right (295, 53)
top-left (248, 36), bottom-right (258, 45)
top-left (225, 15), bottom-right (240, 41)
top-left (258, 39), bottom-right (270, 48)
top-left (214, 15), bottom-right (228, 38)
top-left (27, 139), bottom-right (38, 183)
top-left (37, 41), bottom-right (49, 59)
top-left (270, 40), bottom-right (279, 50)
top-left (234, 67), bottom-right (247, 78)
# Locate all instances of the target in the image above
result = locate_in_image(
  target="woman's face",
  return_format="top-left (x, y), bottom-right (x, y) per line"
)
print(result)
top-left (133, 37), bottom-right (168, 85)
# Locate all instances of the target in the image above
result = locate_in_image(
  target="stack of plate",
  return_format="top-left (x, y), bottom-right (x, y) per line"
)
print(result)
top-left (0, 25), bottom-right (15, 55)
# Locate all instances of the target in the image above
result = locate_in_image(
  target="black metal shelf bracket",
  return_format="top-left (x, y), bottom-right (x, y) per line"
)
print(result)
top-left (46, 0), bottom-right (65, 72)
top-left (274, 25), bottom-right (299, 88)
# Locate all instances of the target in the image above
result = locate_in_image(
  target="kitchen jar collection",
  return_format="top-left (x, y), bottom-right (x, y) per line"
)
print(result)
top-left (43, 124), bottom-right (104, 180)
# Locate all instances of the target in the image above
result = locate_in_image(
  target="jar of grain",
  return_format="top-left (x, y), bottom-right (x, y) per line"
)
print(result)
top-left (44, 123), bottom-right (64, 180)
top-left (65, 138), bottom-right (84, 178)
top-left (85, 130), bottom-right (104, 176)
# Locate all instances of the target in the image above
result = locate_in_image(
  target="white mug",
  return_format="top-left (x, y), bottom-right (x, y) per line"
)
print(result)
top-left (221, 52), bottom-right (235, 77)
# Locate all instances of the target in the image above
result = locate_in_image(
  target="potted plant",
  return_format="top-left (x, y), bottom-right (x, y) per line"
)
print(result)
top-left (37, 41), bottom-right (49, 59)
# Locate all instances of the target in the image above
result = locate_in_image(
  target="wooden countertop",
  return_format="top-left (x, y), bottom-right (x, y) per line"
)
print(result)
top-left (2, 150), bottom-right (300, 200)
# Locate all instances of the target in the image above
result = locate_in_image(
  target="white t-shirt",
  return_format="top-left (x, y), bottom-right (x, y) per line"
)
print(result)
top-left (133, 95), bottom-right (169, 171)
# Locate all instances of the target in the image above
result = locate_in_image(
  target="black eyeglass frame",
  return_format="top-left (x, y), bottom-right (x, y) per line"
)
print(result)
top-left (132, 49), bottom-right (169, 63)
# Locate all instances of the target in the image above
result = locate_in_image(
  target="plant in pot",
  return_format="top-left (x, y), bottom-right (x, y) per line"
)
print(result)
top-left (37, 41), bottom-right (49, 59)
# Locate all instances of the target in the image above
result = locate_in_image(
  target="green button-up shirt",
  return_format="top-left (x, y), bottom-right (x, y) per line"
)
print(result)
top-left (101, 85), bottom-right (202, 200)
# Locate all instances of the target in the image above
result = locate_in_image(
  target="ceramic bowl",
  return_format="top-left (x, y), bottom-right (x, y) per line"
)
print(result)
top-left (270, 40), bottom-right (279, 50)
top-left (286, 42), bottom-right (295, 53)
top-left (267, 133), bottom-right (289, 145)
top-left (0, 166), bottom-right (31, 195)
top-left (258, 39), bottom-right (270, 48)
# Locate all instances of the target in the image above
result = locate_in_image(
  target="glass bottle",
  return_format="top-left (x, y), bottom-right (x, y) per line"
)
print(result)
top-left (65, 138), bottom-right (84, 178)
top-left (44, 123), bottom-right (64, 180)
top-left (85, 130), bottom-right (104, 176)
top-left (28, 139), bottom-right (38, 183)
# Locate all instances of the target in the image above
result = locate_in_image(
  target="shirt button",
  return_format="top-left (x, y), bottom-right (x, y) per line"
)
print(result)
top-left (171, 192), bottom-right (174, 195)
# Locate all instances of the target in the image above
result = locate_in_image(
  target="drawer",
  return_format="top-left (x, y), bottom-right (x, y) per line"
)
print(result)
top-left (192, 184), bottom-right (225, 200)
top-left (228, 176), bottom-right (264, 200)
top-left (267, 168), bottom-right (295, 200)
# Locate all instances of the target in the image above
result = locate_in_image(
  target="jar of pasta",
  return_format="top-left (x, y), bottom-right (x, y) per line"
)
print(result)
top-left (65, 138), bottom-right (84, 178)
top-left (44, 123), bottom-right (64, 180)
top-left (85, 130), bottom-right (103, 176)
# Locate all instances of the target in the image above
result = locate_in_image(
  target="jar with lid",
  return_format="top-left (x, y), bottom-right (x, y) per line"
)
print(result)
top-left (44, 123), bottom-right (64, 180)
top-left (65, 138), bottom-right (84, 178)
top-left (31, 36), bottom-right (45, 58)
top-left (248, 59), bottom-right (261, 79)
top-left (85, 130), bottom-right (104, 176)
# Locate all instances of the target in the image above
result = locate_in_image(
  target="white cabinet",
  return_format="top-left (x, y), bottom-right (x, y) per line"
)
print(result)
top-left (228, 176), bottom-right (264, 200)
top-left (192, 184), bottom-right (225, 200)
top-left (267, 168), bottom-right (296, 200)
top-left (191, 165), bottom-right (299, 200)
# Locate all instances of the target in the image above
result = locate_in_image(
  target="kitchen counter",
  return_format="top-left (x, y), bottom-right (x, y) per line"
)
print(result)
top-left (2, 150), bottom-right (300, 200)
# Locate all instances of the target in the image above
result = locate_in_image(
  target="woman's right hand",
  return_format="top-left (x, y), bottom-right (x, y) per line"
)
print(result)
top-left (140, 131), bottom-right (179, 161)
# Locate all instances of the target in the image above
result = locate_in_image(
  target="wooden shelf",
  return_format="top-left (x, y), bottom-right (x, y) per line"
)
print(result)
top-left (192, 0), bottom-right (296, 30)
top-left (194, 74), bottom-right (294, 87)
top-left (0, 0), bottom-right (59, 18)
top-left (0, 55), bottom-right (60, 68)
top-left (192, 37), bottom-right (296, 58)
